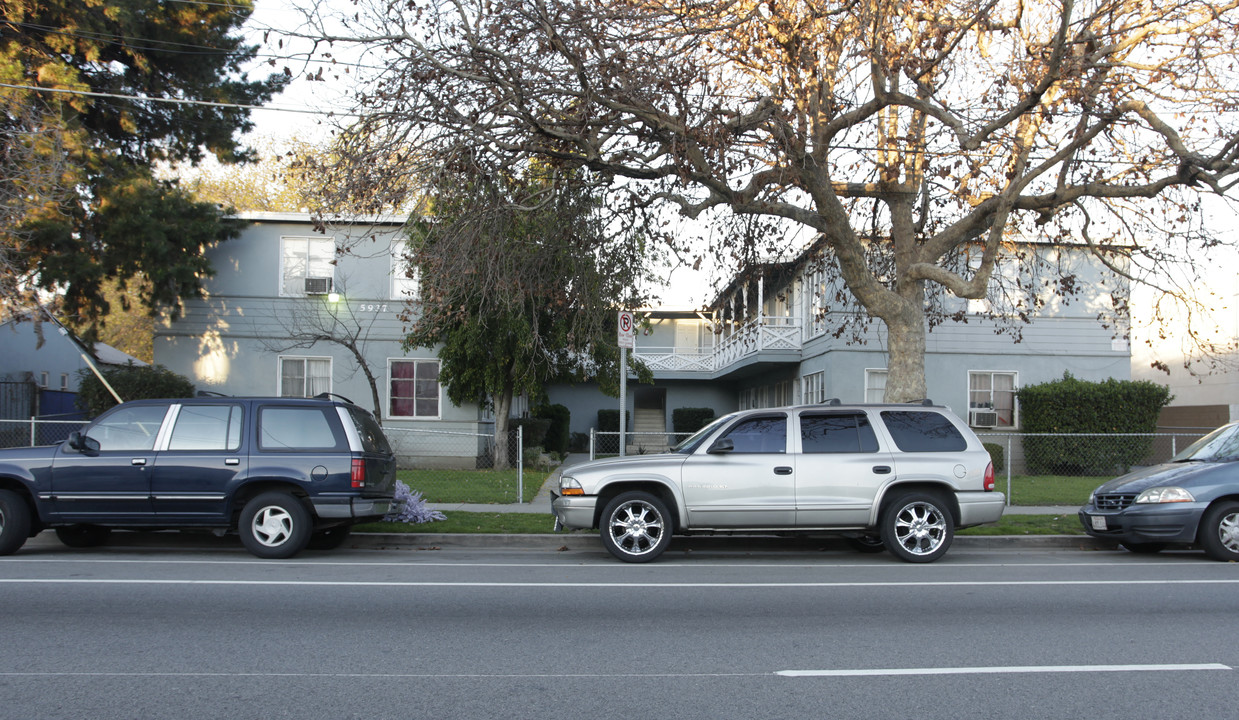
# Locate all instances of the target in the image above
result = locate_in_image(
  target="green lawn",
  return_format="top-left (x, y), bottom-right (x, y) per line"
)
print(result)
top-left (398, 468), bottom-right (547, 504)
top-left (999, 474), bottom-right (1101, 506)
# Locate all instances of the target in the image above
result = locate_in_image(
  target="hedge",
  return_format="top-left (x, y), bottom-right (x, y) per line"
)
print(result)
top-left (1017, 372), bottom-right (1171, 475)
top-left (672, 407), bottom-right (716, 434)
top-left (533, 403), bottom-right (571, 454)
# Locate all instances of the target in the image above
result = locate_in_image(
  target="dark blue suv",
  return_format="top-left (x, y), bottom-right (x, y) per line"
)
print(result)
top-left (0, 395), bottom-right (398, 558)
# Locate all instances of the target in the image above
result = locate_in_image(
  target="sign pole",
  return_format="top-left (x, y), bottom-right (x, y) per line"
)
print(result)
top-left (617, 311), bottom-right (635, 458)
top-left (619, 345), bottom-right (627, 458)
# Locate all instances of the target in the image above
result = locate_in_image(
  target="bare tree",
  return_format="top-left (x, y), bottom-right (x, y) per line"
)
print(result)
top-left (296, 0), bottom-right (1239, 400)
top-left (254, 279), bottom-right (389, 423)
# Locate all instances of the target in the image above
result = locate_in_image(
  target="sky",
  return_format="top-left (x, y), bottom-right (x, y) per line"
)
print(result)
top-left (234, 1), bottom-right (1238, 337)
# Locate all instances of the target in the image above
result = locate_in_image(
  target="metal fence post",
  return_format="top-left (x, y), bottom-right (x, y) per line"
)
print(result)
top-left (29, 416), bottom-right (36, 447)
top-left (589, 429), bottom-right (595, 461)
top-left (517, 424), bottom-right (524, 503)
top-left (1006, 434), bottom-right (1013, 506)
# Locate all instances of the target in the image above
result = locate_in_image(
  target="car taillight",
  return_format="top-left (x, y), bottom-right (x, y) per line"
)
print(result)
top-left (351, 458), bottom-right (366, 488)
top-left (983, 461), bottom-right (995, 492)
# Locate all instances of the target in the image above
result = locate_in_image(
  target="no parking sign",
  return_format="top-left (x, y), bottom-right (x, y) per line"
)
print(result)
top-left (617, 311), bottom-right (635, 348)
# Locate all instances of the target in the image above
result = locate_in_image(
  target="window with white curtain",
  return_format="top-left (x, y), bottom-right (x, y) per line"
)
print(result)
top-left (281, 236), bottom-right (336, 296)
top-left (279, 357), bottom-right (332, 397)
top-left (969, 371), bottom-right (1018, 427)
top-left (864, 369), bottom-right (887, 403)
top-left (390, 239), bottom-right (420, 301)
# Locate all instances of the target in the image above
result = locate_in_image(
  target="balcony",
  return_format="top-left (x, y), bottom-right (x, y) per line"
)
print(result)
top-left (634, 316), bottom-right (803, 375)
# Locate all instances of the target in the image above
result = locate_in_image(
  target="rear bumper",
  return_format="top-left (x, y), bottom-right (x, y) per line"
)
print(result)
top-left (312, 496), bottom-right (399, 520)
top-left (956, 491), bottom-right (1006, 527)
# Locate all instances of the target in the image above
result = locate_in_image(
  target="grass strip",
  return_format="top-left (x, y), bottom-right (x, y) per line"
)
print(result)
top-left (360, 512), bottom-right (1084, 536)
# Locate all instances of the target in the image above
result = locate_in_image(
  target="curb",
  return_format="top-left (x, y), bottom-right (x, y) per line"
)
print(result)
top-left (344, 532), bottom-right (1121, 552)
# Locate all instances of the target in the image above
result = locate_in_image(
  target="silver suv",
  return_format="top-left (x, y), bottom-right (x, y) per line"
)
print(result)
top-left (552, 401), bottom-right (1004, 562)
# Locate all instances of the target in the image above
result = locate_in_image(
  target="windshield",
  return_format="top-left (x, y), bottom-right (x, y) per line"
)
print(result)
top-left (671, 413), bottom-right (737, 454)
top-left (1171, 423), bottom-right (1239, 463)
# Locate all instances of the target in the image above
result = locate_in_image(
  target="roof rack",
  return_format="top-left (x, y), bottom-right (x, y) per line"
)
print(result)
top-left (313, 392), bottom-right (356, 405)
top-left (905, 399), bottom-right (936, 406)
top-left (196, 390), bottom-right (229, 397)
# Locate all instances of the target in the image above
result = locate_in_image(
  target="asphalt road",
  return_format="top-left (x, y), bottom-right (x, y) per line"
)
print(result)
top-left (2, 538), bottom-right (1237, 720)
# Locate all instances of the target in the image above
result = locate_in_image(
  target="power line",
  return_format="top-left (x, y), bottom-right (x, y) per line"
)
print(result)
top-left (0, 82), bottom-right (354, 117)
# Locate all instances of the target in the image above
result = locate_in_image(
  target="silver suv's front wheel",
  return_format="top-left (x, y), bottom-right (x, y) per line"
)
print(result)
top-left (600, 491), bottom-right (673, 563)
top-left (880, 492), bottom-right (955, 563)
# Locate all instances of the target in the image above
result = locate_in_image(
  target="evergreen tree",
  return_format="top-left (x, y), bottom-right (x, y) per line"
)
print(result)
top-left (1, 0), bottom-right (286, 324)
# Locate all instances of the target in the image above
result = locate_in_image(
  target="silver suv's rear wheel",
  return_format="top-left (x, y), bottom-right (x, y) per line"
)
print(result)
top-left (880, 492), bottom-right (954, 563)
top-left (600, 491), bottom-right (672, 563)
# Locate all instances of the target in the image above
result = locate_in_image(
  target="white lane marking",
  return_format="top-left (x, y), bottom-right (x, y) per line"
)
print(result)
top-left (2, 578), bottom-right (1239, 588)
top-left (0, 557), bottom-right (1224, 570)
top-left (777, 663), bottom-right (1232, 677)
top-left (0, 664), bottom-right (1228, 680)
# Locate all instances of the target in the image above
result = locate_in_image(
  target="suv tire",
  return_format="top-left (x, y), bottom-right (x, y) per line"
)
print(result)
top-left (0, 489), bottom-right (32, 556)
top-left (239, 492), bottom-right (312, 559)
top-left (600, 491), bottom-right (673, 563)
top-left (880, 491), bottom-right (954, 563)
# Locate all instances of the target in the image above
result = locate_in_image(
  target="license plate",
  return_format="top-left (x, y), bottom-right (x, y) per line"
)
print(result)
top-left (1091, 515), bottom-right (1107, 531)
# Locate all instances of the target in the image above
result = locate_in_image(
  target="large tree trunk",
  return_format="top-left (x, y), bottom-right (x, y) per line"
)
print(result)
top-left (883, 310), bottom-right (928, 403)
top-left (492, 386), bottom-right (514, 470)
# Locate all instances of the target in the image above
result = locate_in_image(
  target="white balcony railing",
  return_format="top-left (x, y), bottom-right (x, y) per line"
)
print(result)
top-left (634, 316), bottom-right (802, 374)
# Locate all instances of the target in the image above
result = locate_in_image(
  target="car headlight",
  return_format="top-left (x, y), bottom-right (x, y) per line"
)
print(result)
top-left (559, 476), bottom-right (584, 496)
top-left (1134, 487), bottom-right (1195, 504)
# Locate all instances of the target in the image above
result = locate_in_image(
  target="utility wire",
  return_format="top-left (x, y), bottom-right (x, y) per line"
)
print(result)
top-left (0, 82), bottom-right (354, 117)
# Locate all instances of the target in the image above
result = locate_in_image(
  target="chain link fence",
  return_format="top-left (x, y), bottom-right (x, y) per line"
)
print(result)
top-left (0, 419), bottom-right (539, 505)
top-left (977, 431), bottom-right (1211, 477)
top-left (590, 430), bottom-right (693, 459)
top-left (382, 426), bottom-right (537, 504)
top-left (0, 418), bottom-right (89, 449)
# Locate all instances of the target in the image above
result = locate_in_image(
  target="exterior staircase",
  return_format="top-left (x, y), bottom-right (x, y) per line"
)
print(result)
top-left (628, 407), bottom-right (669, 454)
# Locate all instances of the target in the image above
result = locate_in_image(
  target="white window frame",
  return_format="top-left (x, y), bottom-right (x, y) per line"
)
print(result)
top-left (390, 239), bottom-right (419, 301)
top-left (59, 373), bottom-right (69, 391)
top-left (278, 356), bottom-right (333, 398)
top-left (968, 370), bottom-right (1019, 429)
top-left (280, 236), bottom-right (337, 297)
top-left (864, 369), bottom-right (887, 403)
top-left (388, 358), bottom-right (442, 420)
top-left (38, 371), bottom-right (49, 388)
top-left (802, 371), bottom-right (825, 404)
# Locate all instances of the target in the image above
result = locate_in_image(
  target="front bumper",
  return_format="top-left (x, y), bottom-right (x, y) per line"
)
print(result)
top-left (1078, 502), bottom-right (1205, 545)
top-left (312, 496), bottom-right (399, 520)
top-left (551, 492), bottom-right (597, 531)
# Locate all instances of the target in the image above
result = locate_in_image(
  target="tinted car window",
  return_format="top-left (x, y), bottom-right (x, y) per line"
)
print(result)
top-left (880, 411), bottom-right (967, 452)
top-left (719, 415), bottom-right (786, 453)
top-left (86, 404), bottom-right (169, 451)
top-left (168, 405), bottom-right (243, 451)
top-left (801, 413), bottom-right (879, 453)
top-left (259, 407), bottom-right (347, 451)
top-left (346, 406), bottom-right (392, 454)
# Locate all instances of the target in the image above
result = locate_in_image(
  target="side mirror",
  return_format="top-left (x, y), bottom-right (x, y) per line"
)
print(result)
top-left (67, 431), bottom-right (100, 454)
top-left (708, 437), bottom-right (735, 454)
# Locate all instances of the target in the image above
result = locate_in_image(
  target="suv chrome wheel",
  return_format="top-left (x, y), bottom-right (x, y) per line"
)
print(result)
top-left (600, 491), bottom-right (673, 563)
top-left (881, 492), bottom-right (954, 563)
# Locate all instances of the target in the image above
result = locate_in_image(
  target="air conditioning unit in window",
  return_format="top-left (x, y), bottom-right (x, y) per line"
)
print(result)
top-left (969, 409), bottom-right (999, 428)
top-left (304, 277), bottom-right (332, 295)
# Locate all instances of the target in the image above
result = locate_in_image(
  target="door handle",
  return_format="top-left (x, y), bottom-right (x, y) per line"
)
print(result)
top-left (872, 465), bottom-right (891, 474)
top-left (131, 458), bottom-right (147, 466)
top-left (774, 466), bottom-right (793, 475)
top-left (225, 458), bottom-right (240, 466)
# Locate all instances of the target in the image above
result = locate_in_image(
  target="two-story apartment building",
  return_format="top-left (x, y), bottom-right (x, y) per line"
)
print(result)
top-left (155, 212), bottom-right (1134, 459)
